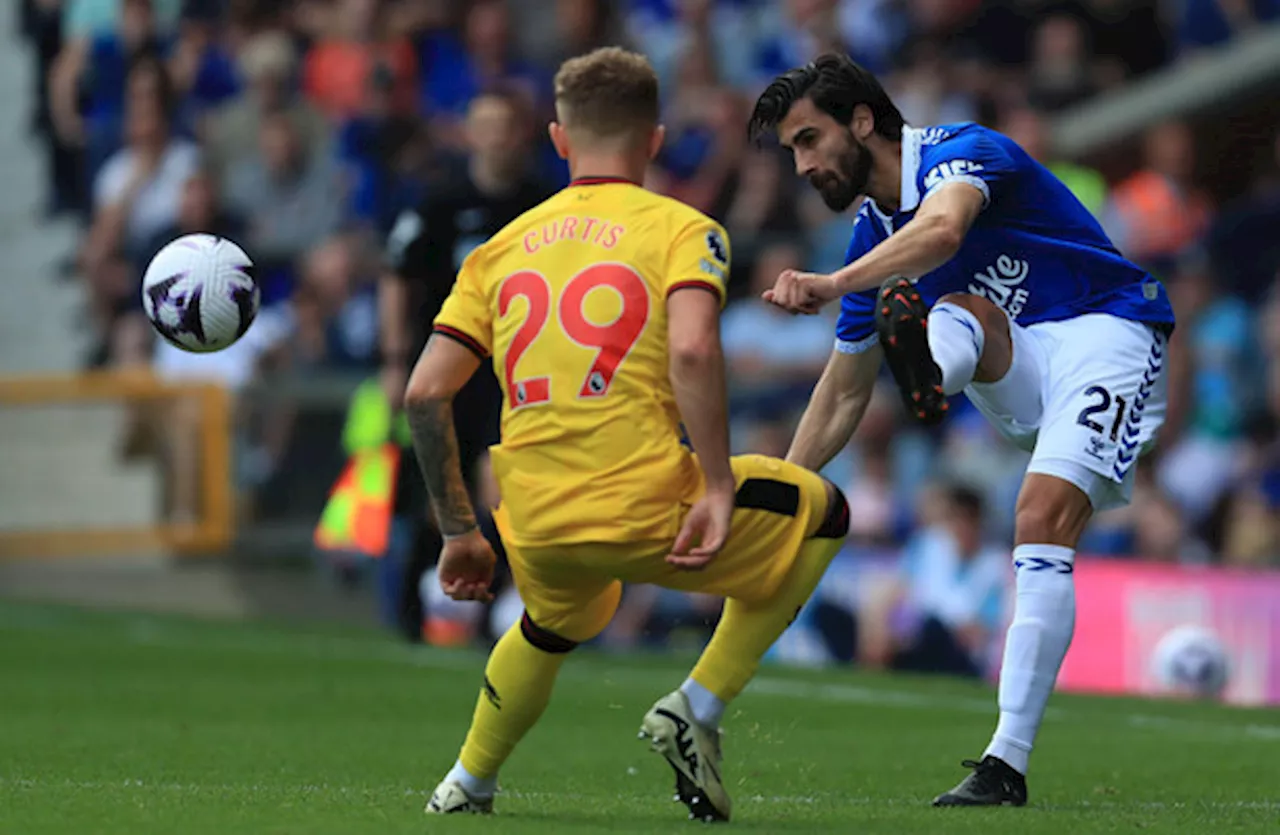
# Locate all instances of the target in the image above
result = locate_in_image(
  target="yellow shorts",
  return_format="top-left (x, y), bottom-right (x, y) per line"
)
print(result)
top-left (493, 454), bottom-right (838, 644)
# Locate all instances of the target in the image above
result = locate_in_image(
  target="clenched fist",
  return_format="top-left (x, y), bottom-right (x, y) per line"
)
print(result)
top-left (762, 269), bottom-right (842, 314)
top-left (438, 528), bottom-right (497, 602)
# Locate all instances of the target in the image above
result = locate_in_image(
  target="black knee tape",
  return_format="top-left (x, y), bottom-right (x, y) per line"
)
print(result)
top-left (519, 611), bottom-right (578, 654)
top-left (814, 482), bottom-right (851, 539)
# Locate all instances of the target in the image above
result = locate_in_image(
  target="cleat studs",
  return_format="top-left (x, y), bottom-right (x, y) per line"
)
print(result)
top-left (912, 392), bottom-right (921, 402)
top-left (880, 306), bottom-right (891, 316)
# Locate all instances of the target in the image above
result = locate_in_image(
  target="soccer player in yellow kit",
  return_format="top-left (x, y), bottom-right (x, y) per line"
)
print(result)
top-left (405, 47), bottom-right (850, 823)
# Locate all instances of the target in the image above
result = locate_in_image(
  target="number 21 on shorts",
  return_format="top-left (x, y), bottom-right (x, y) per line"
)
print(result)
top-left (498, 263), bottom-right (650, 408)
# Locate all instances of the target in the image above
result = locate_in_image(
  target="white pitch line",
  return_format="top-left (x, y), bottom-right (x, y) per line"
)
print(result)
top-left (745, 677), bottom-right (998, 714)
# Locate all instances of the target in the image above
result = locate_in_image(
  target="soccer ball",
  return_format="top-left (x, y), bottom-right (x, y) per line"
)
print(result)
top-left (141, 233), bottom-right (258, 353)
top-left (1151, 624), bottom-right (1230, 699)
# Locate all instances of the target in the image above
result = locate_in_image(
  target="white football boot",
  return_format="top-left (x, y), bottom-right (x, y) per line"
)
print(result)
top-left (425, 779), bottom-right (494, 815)
top-left (638, 691), bottom-right (730, 822)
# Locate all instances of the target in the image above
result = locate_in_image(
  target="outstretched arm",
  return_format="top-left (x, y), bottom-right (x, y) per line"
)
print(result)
top-left (403, 334), bottom-right (483, 536)
top-left (787, 344), bottom-right (883, 471)
top-left (832, 182), bottom-right (984, 294)
top-left (766, 183), bottom-right (985, 312)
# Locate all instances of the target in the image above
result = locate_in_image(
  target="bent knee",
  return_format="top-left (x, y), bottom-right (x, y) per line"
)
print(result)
top-left (520, 582), bottom-right (621, 649)
top-left (935, 292), bottom-right (1012, 382)
top-left (936, 293), bottom-right (1009, 336)
top-left (519, 611), bottom-right (581, 653)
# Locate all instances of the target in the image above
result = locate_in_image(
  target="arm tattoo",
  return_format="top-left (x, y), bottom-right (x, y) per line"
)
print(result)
top-left (406, 344), bottom-right (477, 537)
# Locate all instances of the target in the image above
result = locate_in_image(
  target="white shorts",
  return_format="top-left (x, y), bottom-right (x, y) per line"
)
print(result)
top-left (965, 314), bottom-right (1169, 512)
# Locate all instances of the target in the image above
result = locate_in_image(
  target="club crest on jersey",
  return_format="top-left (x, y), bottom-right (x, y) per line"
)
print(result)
top-left (969, 254), bottom-right (1030, 318)
top-left (705, 229), bottom-right (728, 264)
top-left (924, 160), bottom-right (985, 191)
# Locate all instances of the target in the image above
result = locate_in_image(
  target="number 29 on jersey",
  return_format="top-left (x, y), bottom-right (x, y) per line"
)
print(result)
top-left (498, 263), bottom-right (650, 408)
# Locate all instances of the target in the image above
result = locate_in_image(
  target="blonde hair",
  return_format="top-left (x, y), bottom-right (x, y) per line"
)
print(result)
top-left (554, 47), bottom-right (659, 141)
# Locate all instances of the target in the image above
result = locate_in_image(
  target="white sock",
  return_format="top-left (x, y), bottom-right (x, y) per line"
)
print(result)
top-left (680, 678), bottom-right (726, 730)
top-left (445, 759), bottom-right (497, 799)
top-left (984, 544), bottom-right (1076, 775)
top-left (927, 302), bottom-right (985, 396)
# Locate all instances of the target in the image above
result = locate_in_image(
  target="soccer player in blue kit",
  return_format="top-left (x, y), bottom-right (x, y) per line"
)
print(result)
top-left (748, 54), bottom-right (1175, 806)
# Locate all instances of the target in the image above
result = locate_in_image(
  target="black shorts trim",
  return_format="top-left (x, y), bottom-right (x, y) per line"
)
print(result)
top-left (734, 478), bottom-right (800, 517)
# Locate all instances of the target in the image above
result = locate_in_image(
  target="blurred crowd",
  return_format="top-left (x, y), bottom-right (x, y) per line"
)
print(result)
top-left (17, 0), bottom-right (1280, 665)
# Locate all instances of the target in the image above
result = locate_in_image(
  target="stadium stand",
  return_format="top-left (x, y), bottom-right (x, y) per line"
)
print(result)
top-left (3, 0), bottom-right (1279, 672)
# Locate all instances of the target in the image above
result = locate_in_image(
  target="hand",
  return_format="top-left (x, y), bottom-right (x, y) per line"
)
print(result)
top-left (437, 528), bottom-right (496, 602)
top-left (762, 269), bottom-right (841, 315)
top-left (381, 362), bottom-right (408, 412)
top-left (667, 484), bottom-right (735, 571)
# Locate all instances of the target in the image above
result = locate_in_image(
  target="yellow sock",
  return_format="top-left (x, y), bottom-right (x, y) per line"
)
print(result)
top-left (690, 535), bottom-right (843, 703)
top-left (457, 621), bottom-right (568, 779)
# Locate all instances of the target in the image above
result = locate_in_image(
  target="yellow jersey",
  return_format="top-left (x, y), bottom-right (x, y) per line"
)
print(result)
top-left (433, 176), bottom-right (731, 548)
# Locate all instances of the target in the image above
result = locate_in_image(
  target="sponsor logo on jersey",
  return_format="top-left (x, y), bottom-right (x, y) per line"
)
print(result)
top-left (924, 159), bottom-right (985, 192)
top-left (968, 254), bottom-right (1030, 318)
top-left (919, 127), bottom-right (952, 146)
top-left (699, 258), bottom-right (726, 280)
top-left (705, 228), bottom-right (728, 264)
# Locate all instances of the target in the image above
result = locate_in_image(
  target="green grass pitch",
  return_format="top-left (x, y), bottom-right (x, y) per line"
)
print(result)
top-left (2, 602), bottom-right (1278, 834)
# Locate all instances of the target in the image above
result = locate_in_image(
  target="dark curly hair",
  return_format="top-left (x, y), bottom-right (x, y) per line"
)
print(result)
top-left (748, 53), bottom-right (905, 144)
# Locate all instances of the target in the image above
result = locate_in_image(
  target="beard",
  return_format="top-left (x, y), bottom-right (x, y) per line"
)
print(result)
top-left (810, 131), bottom-right (872, 212)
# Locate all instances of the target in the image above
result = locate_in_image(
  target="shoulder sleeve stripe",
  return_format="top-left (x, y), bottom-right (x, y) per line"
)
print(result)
top-left (924, 174), bottom-right (991, 207)
top-left (834, 334), bottom-right (879, 355)
top-left (667, 280), bottom-right (725, 303)
top-left (433, 324), bottom-right (488, 359)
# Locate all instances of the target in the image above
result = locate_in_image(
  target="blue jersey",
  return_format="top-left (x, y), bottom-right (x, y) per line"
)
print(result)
top-left (835, 123), bottom-right (1175, 354)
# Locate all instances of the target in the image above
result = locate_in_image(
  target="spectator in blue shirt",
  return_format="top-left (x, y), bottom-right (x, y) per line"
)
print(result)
top-left (419, 0), bottom-right (547, 148)
top-left (1176, 0), bottom-right (1280, 54)
top-left (51, 0), bottom-right (169, 189)
top-left (877, 484), bottom-right (1009, 678)
top-left (167, 0), bottom-right (241, 128)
